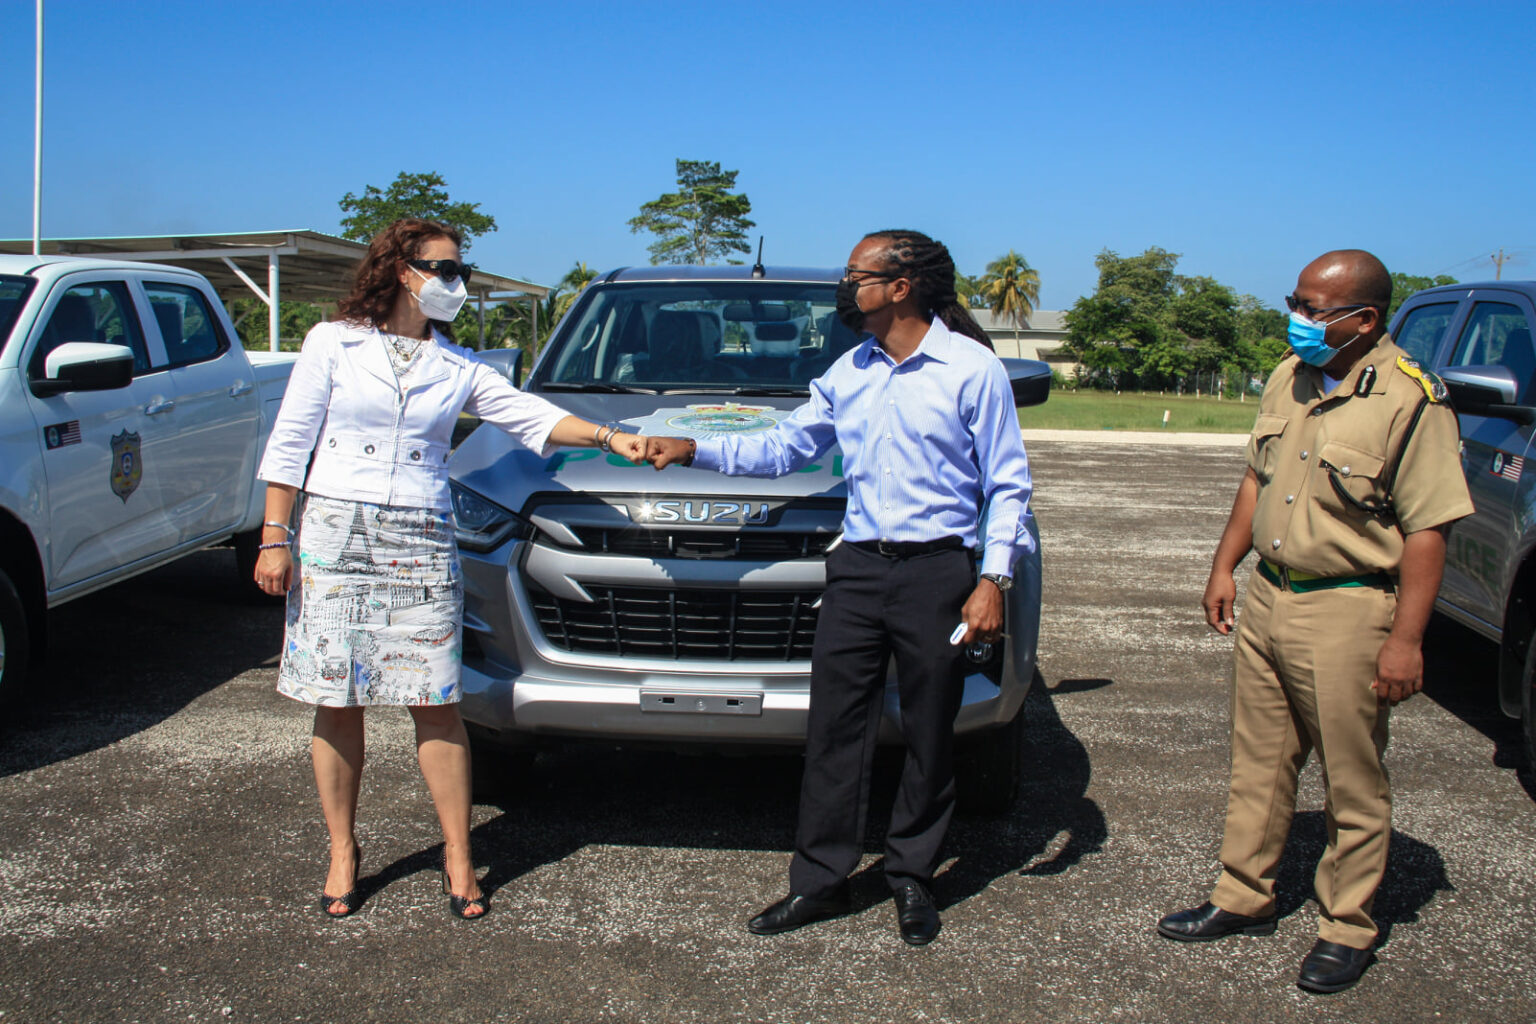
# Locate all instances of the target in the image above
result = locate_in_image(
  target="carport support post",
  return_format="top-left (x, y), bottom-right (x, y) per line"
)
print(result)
top-left (268, 252), bottom-right (280, 352)
top-left (531, 295), bottom-right (538, 354)
top-left (477, 292), bottom-right (485, 350)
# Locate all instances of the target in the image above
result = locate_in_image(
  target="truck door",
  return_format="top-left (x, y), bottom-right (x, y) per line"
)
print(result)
top-left (21, 280), bottom-right (180, 589)
top-left (1439, 291), bottom-right (1536, 622)
top-left (138, 280), bottom-right (259, 545)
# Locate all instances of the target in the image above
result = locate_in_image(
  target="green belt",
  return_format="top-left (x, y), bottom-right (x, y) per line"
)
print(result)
top-left (1258, 559), bottom-right (1392, 593)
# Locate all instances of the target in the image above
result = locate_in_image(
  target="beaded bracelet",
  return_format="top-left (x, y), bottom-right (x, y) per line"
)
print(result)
top-left (258, 541), bottom-right (290, 551)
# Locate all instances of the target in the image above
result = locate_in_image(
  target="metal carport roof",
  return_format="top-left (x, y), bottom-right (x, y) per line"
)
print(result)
top-left (0, 229), bottom-right (550, 350)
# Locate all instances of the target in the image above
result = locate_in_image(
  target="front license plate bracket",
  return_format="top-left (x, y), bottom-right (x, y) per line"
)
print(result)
top-left (639, 691), bottom-right (763, 716)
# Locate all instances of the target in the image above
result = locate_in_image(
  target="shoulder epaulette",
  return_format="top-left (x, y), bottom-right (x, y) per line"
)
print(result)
top-left (1395, 356), bottom-right (1448, 403)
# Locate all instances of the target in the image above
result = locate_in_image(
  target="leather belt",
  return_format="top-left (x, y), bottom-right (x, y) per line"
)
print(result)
top-left (849, 537), bottom-right (969, 558)
top-left (1258, 559), bottom-right (1392, 593)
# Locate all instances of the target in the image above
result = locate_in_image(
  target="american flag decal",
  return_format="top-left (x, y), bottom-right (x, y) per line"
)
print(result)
top-left (44, 420), bottom-right (81, 450)
top-left (1493, 451), bottom-right (1524, 481)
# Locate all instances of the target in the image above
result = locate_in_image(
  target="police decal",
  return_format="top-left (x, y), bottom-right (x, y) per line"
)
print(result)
top-left (110, 429), bottom-right (143, 501)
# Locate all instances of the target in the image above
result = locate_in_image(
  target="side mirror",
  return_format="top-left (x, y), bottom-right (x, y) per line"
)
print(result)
top-left (477, 347), bottom-right (524, 387)
top-left (30, 342), bottom-right (135, 397)
top-left (999, 357), bottom-right (1052, 408)
top-left (1441, 365), bottom-right (1535, 423)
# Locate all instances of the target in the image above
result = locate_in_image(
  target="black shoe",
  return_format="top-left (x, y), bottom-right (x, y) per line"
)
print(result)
top-left (1297, 939), bottom-right (1372, 993)
top-left (1156, 901), bottom-right (1277, 942)
top-left (747, 888), bottom-right (850, 936)
top-left (440, 849), bottom-right (490, 921)
top-left (892, 882), bottom-right (941, 946)
top-left (319, 846), bottom-right (363, 919)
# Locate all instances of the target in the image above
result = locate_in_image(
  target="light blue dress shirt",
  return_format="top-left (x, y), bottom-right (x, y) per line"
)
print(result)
top-left (692, 317), bottom-right (1035, 578)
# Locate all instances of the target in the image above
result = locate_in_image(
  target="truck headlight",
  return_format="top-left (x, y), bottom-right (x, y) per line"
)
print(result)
top-left (450, 480), bottom-right (536, 552)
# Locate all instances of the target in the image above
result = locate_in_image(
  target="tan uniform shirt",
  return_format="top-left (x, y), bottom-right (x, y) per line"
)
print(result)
top-left (1245, 336), bottom-right (1474, 577)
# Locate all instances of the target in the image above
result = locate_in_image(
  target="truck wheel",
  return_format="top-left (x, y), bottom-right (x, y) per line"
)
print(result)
top-left (0, 568), bottom-right (32, 699)
top-left (955, 705), bottom-right (1025, 817)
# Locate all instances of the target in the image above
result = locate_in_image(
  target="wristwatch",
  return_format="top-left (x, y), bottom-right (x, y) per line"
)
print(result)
top-left (980, 572), bottom-right (1014, 592)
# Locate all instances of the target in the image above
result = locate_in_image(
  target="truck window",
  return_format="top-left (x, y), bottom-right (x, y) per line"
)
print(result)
top-left (1449, 301), bottom-right (1536, 402)
top-left (1394, 301), bottom-right (1458, 366)
top-left (144, 283), bottom-right (229, 369)
top-left (29, 282), bottom-right (150, 377)
top-left (0, 275), bottom-right (36, 357)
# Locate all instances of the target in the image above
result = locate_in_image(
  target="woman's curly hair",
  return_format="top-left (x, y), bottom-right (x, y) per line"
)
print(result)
top-left (335, 218), bottom-right (462, 335)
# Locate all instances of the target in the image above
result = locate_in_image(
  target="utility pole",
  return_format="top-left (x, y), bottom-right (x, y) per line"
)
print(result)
top-left (1493, 248), bottom-right (1509, 280)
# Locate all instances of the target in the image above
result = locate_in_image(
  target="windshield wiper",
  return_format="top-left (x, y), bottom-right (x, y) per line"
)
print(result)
top-left (656, 385), bottom-right (809, 396)
top-left (726, 386), bottom-right (810, 396)
top-left (539, 381), bottom-right (657, 394)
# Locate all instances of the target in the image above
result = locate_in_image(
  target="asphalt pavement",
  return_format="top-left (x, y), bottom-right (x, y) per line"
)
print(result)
top-left (1, 440), bottom-right (1532, 1024)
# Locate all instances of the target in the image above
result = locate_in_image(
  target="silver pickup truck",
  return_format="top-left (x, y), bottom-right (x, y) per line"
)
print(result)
top-left (448, 265), bottom-right (1050, 811)
top-left (1391, 280), bottom-right (1536, 764)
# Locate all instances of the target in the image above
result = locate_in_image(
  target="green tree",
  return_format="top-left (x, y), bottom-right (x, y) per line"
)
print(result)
top-left (338, 171), bottom-right (497, 251)
top-left (979, 250), bottom-right (1042, 340)
top-left (556, 261), bottom-right (598, 319)
top-left (955, 270), bottom-right (987, 309)
top-left (1063, 248), bottom-right (1181, 388)
top-left (628, 159), bottom-right (755, 265)
top-left (1388, 272), bottom-right (1457, 317)
top-left (232, 296), bottom-right (325, 350)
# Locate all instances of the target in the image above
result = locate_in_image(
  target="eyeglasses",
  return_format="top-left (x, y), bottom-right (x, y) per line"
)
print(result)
top-left (842, 267), bottom-right (899, 286)
top-left (408, 259), bottom-right (474, 285)
top-left (1284, 294), bottom-right (1370, 319)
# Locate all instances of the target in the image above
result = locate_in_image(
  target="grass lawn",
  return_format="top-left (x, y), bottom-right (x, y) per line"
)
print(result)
top-left (1019, 389), bottom-right (1259, 433)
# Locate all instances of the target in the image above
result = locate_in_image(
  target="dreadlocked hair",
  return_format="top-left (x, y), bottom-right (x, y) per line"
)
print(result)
top-left (863, 228), bottom-right (993, 351)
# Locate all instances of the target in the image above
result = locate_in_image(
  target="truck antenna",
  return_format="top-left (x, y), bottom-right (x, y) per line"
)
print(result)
top-left (751, 236), bottom-right (765, 278)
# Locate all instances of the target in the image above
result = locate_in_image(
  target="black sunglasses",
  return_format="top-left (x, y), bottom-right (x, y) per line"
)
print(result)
top-left (842, 267), bottom-right (899, 285)
top-left (408, 258), bottom-right (474, 285)
top-left (1285, 294), bottom-right (1370, 319)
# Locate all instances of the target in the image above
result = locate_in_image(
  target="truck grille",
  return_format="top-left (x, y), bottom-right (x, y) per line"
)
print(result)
top-left (568, 527), bottom-right (837, 560)
top-left (529, 584), bottom-right (819, 661)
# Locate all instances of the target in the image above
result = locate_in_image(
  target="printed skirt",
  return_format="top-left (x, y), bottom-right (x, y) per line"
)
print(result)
top-left (277, 493), bottom-right (463, 707)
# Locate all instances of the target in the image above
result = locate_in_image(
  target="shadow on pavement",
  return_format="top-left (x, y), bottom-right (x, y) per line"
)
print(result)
top-left (1274, 811), bottom-right (1452, 945)
top-left (0, 548), bottom-right (283, 779)
top-left (1420, 614), bottom-right (1535, 802)
top-left (443, 674), bottom-right (1109, 914)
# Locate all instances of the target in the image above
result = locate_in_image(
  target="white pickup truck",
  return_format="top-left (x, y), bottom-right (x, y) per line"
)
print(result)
top-left (0, 254), bottom-right (295, 693)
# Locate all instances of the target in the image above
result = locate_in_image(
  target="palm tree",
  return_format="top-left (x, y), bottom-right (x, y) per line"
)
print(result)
top-left (980, 250), bottom-right (1041, 343)
top-left (555, 261), bottom-right (598, 319)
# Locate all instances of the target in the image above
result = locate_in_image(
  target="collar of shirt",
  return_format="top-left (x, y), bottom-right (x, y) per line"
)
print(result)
top-left (1298, 336), bottom-right (1394, 400)
top-left (852, 316), bottom-right (954, 370)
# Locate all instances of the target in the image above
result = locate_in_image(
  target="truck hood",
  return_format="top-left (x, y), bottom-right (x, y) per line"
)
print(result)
top-left (450, 392), bottom-right (848, 514)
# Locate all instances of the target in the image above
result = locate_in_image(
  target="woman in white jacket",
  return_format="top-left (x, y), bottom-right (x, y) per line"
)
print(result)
top-left (254, 219), bottom-right (644, 919)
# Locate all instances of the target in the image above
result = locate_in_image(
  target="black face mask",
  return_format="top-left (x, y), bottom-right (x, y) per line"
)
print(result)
top-left (834, 277), bottom-right (866, 333)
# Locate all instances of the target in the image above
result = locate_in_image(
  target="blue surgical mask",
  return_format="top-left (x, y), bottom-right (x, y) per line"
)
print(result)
top-left (1287, 308), bottom-right (1366, 367)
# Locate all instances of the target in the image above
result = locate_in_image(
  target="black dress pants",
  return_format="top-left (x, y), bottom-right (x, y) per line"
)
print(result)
top-left (787, 542), bottom-right (972, 898)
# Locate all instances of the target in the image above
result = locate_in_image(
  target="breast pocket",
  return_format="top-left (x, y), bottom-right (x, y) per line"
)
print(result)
top-left (1251, 414), bottom-right (1288, 483)
top-left (1315, 439), bottom-right (1389, 520)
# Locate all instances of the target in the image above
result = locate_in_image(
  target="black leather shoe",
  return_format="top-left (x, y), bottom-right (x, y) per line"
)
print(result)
top-left (893, 882), bottom-right (941, 945)
top-left (1156, 901), bottom-right (1277, 942)
top-left (746, 888), bottom-right (850, 936)
top-left (1297, 939), bottom-right (1372, 993)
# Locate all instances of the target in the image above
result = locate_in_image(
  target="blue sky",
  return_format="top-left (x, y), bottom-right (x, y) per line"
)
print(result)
top-left (1, 1), bottom-right (1532, 311)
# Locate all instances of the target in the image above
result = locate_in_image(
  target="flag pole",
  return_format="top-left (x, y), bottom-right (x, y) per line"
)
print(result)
top-left (33, 0), bottom-right (44, 256)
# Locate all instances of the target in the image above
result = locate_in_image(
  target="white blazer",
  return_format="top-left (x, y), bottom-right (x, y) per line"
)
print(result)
top-left (258, 320), bottom-right (564, 511)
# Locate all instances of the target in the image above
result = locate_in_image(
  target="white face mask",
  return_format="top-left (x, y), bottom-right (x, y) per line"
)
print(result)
top-left (409, 265), bottom-right (468, 321)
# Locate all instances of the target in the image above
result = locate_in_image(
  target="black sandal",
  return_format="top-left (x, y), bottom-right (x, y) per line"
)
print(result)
top-left (319, 846), bottom-right (363, 918)
top-left (441, 849), bottom-right (489, 920)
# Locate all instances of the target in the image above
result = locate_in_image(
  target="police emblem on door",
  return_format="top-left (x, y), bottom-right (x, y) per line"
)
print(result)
top-left (110, 429), bottom-right (142, 502)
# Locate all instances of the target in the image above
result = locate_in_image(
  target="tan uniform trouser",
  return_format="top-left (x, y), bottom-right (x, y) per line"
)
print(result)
top-left (1209, 567), bottom-right (1395, 949)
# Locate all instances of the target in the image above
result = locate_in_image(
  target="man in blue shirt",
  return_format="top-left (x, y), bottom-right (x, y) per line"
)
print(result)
top-left (646, 230), bottom-right (1035, 945)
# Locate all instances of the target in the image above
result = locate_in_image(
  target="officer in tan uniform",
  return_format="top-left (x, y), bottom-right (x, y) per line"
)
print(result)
top-left (1157, 250), bottom-right (1473, 993)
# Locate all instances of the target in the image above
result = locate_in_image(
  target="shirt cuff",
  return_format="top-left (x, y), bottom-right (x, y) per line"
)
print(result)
top-left (690, 437), bottom-right (724, 471)
top-left (980, 547), bottom-right (1018, 579)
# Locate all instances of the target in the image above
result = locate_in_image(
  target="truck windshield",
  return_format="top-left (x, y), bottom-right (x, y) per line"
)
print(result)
top-left (0, 276), bottom-right (36, 357)
top-left (534, 282), bottom-right (858, 393)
